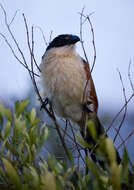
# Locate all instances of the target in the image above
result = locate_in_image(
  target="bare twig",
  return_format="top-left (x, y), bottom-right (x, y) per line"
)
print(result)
top-left (117, 128), bottom-right (134, 150)
top-left (63, 120), bottom-right (69, 140)
top-left (128, 60), bottom-right (134, 93)
top-left (79, 7), bottom-right (89, 65)
top-left (22, 14), bottom-right (41, 75)
top-left (113, 69), bottom-right (127, 143)
top-left (49, 30), bottom-right (53, 43)
top-left (113, 127), bottom-right (125, 148)
top-left (106, 93), bottom-right (134, 133)
top-left (34, 26), bottom-right (48, 46)
top-left (22, 14), bottom-right (42, 102)
top-left (0, 4), bottom-right (41, 81)
top-left (0, 5), bottom-right (29, 73)
top-left (79, 10), bottom-right (96, 73)
top-left (50, 110), bottom-right (70, 156)
top-left (79, 9), bottom-right (97, 108)
top-left (68, 120), bottom-right (86, 165)
top-left (86, 15), bottom-right (96, 73)
top-left (0, 30), bottom-right (39, 77)
top-left (9, 9), bottom-right (20, 26)
top-left (58, 123), bottom-right (83, 150)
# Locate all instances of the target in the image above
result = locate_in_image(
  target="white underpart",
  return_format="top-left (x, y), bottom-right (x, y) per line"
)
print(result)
top-left (40, 45), bottom-right (88, 122)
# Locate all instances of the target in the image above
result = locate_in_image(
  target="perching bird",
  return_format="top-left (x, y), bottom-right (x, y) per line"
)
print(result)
top-left (40, 34), bottom-right (121, 165)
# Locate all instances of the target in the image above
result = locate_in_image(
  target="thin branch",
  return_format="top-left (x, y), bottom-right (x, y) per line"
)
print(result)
top-left (22, 14), bottom-right (42, 101)
top-left (22, 14), bottom-right (41, 79)
top-left (49, 30), bottom-right (53, 43)
top-left (63, 120), bottom-right (69, 140)
top-left (69, 120), bottom-right (86, 165)
top-left (9, 9), bottom-right (20, 26)
top-left (79, 9), bottom-right (91, 107)
top-left (57, 123), bottom-right (83, 150)
top-left (106, 93), bottom-right (134, 133)
top-left (34, 26), bottom-right (48, 46)
top-left (0, 32), bottom-right (39, 77)
top-left (113, 127), bottom-right (125, 148)
top-left (79, 11), bottom-right (96, 73)
top-left (41, 104), bottom-right (70, 157)
top-left (50, 109), bottom-right (70, 157)
top-left (113, 69), bottom-right (127, 143)
top-left (86, 15), bottom-right (96, 73)
top-left (117, 128), bottom-right (134, 150)
top-left (128, 60), bottom-right (134, 93)
top-left (33, 54), bottom-right (41, 73)
top-left (0, 4), bottom-right (35, 79)
top-left (0, 5), bottom-right (27, 67)
top-left (79, 7), bottom-right (89, 65)
top-left (79, 9), bottom-right (97, 107)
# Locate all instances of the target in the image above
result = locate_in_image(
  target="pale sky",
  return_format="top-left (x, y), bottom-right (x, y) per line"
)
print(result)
top-left (0, 0), bottom-right (134, 113)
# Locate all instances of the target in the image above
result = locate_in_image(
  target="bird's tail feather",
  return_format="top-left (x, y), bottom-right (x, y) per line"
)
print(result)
top-left (78, 112), bottom-right (121, 166)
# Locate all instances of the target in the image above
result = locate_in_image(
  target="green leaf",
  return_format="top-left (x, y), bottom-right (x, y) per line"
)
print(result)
top-left (86, 157), bottom-right (108, 189)
top-left (41, 125), bottom-right (48, 140)
top-left (48, 157), bottom-right (59, 175)
top-left (86, 157), bottom-right (101, 178)
top-left (13, 116), bottom-right (26, 138)
top-left (29, 126), bottom-right (38, 145)
top-left (44, 172), bottom-right (57, 190)
top-left (24, 143), bottom-right (32, 163)
top-left (39, 160), bottom-right (48, 176)
top-left (109, 162), bottom-right (121, 190)
top-left (105, 138), bottom-right (116, 163)
top-left (67, 151), bottom-right (74, 167)
top-left (0, 104), bottom-right (12, 122)
top-left (29, 166), bottom-right (39, 187)
top-left (0, 112), bottom-right (4, 129)
top-left (77, 135), bottom-right (93, 149)
top-left (4, 121), bottom-right (11, 139)
top-left (30, 108), bottom-right (36, 124)
top-left (87, 120), bottom-right (97, 140)
top-left (40, 126), bottom-right (48, 144)
top-left (0, 104), bottom-right (5, 115)
top-left (121, 149), bottom-right (129, 182)
top-left (15, 100), bottom-right (29, 117)
top-left (2, 158), bottom-right (21, 189)
top-left (4, 108), bottom-right (12, 123)
top-left (66, 181), bottom-right (75, 190)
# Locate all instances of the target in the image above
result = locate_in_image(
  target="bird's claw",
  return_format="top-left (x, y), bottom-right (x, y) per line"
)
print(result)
top-left (40, 97), bottom-right (49, 110)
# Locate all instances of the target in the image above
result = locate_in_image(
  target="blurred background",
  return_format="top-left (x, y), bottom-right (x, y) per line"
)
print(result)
top-left (0, 0), bottom-right (134, 161)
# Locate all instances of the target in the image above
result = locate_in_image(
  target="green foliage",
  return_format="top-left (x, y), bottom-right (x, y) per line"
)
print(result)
top-left (0, 100), bottom-right (133, 190)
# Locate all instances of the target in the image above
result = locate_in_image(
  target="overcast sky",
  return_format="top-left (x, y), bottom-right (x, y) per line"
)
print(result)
top-left (0, 0), bottom-right (134, 113)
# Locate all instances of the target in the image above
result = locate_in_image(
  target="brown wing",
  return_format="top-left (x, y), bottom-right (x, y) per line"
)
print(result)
top-left (83, 59), bottom-right (98, 114)
top-left (78, 58), bottom-right (99, 141)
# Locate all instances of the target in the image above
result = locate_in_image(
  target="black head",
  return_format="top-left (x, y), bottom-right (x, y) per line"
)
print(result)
top-left (46, 34), bottom-right (80, 51)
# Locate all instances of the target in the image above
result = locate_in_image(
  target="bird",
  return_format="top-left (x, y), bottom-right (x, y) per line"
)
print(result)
top-left (40, 34), bottom-right (121, 166)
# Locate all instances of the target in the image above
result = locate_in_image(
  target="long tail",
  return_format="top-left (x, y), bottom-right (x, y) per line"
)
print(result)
top-left (78, 112), bottom-right (121, 166)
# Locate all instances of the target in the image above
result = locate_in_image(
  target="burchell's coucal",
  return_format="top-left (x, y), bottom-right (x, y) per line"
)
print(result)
top-left (40, 34), bottom-right (121, 165)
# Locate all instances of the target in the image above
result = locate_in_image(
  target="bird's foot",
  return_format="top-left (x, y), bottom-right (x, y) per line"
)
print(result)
top-left (40, 97), bottom-right (49, 110)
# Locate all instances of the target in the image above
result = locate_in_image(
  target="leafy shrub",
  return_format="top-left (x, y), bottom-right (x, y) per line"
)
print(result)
top-left (0, 100), bottom-right (133, 190)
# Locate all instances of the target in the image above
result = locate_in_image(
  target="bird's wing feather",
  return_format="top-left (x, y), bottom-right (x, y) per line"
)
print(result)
top-left (78, 59), bottom-right (99, 138)
top-left (82, 59), bottom-right (98, 113)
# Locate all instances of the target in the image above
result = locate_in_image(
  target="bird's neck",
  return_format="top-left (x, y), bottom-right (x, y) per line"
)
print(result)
top-left (45, 45), bottom-right (76, 57)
